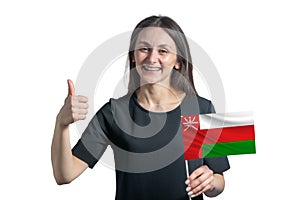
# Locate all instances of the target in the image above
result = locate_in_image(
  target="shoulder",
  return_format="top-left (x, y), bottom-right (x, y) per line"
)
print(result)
top-left (110, 93), bottom-right (132, 105)
top-left (196, 95), bottom-right (215, 114)
top-left (183, 94), bottom-right (215, 115)
top-left (95, 94), bottom-right (132, 116)
top-left (196, 95), bottom-right (212, 106)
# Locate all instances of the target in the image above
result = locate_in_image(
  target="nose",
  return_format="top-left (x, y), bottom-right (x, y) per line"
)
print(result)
top-left (148, 49), bottom-right (158, 64)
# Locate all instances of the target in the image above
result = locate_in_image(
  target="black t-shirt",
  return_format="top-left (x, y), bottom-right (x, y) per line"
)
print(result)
top-left (72, 94), bottom-right (230, 200)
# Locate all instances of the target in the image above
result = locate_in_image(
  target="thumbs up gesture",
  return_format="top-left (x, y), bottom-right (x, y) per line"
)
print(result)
top-left (57, 79), bottom-right (89, 127)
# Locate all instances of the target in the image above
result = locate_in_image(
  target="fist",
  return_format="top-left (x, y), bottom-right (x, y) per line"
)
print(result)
top-left (57, 79), bottom-right (88, 127)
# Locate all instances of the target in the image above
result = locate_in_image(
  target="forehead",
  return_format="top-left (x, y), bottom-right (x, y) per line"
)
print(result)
top-left (135, 27), bottom-right (176, 48)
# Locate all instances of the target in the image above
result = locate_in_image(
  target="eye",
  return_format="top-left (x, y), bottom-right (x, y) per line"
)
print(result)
top-left (139, 47), bottom-right (150, 52)
top-left (159, 49), bottom-right (168, 55)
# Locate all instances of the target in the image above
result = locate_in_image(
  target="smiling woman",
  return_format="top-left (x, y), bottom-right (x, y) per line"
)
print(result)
top-left (51, 15), bottom-right (230, 200)
top-left (133, 27), bottom-right (179, 86)
top-left (127, 16), bottom-right (197, 96)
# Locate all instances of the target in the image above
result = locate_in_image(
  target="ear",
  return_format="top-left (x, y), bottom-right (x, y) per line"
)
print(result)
top-left (174, 61), bottom-right (180, 70)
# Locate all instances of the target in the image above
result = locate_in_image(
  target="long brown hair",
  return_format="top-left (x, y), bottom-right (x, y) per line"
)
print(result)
top-left (127, 15), bottom-right (197, 95)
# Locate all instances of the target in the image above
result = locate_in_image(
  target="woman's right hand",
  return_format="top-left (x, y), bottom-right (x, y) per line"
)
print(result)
top-left (56, 79), bottom-right (89, 127)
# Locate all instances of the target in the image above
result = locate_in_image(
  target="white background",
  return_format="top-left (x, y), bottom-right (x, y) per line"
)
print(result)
top-left (1, 0), bottom-right (299, 199)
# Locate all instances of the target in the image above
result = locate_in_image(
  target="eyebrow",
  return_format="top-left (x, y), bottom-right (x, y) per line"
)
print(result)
top-left (136, 41), bottom-right (175, 49)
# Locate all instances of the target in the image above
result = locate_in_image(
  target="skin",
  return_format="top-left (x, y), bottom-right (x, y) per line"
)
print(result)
top-left (134, 27), bottom-right (180, 86)
top-left (133, 27), bottom-right (184, 112)
top-left (51, 79), bottom-right (88, 185)
top-left (185, 166), bottom-right (225, 198)
top-left (51, 27), bottom-right (225, 198)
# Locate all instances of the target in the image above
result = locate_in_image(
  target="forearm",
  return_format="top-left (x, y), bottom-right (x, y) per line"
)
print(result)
top-left (204, 174), bottom-right (225, 197)
top-left (51, 117), bottom-right (75, 184)
top-left (51, 80), bottom-right (89, 184)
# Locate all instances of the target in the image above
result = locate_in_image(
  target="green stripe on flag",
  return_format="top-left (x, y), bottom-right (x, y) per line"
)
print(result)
top-left (202, 140), bottom-right (256, 158)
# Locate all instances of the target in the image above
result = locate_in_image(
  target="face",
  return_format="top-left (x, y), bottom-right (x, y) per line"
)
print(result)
top-left (133, 27), bottom-right (180, 86)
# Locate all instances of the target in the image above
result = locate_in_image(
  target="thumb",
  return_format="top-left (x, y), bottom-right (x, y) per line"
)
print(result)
top-left (67, 79), bottom-right (75, 96)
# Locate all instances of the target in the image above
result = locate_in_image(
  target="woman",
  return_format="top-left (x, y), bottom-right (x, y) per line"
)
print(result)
top-left (51, 15), bottom-right (230, 200)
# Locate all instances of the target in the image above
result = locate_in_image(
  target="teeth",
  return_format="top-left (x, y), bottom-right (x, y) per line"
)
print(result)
top-left (143, 65), bottom-right (161, 71)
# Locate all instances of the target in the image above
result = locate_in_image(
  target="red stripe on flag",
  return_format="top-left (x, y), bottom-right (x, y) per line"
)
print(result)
top-left (182, 131), bottom-right (203, 160)
top-left (181, 115), bottom-right (202, 160)
top-left (199, 125), bottom-right (255, 144)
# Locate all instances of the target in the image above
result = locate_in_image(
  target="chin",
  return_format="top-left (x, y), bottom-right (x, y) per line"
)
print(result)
top-left (140, 77), bottom-right (159, 85)
top-left (141, 80), bottom-right (158, 86)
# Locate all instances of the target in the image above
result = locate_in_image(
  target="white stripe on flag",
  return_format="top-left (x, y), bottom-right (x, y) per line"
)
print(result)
top-left (199, 111), bottom-right (254, 130)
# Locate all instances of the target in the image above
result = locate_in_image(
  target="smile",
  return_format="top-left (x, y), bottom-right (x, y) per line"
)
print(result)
top-left (142, 65), bottom-right (161, 71)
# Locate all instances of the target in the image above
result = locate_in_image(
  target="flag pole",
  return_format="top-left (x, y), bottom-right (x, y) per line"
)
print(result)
top-left (185, 160), bottom-right (192, 200)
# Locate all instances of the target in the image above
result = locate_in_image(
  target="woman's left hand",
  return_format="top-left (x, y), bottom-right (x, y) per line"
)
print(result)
top-left (185, 165), bottom-right (219, 198)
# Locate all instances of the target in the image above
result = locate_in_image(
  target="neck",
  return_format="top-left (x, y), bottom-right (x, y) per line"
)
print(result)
top-left (135, 84), bottom-right (185, 112)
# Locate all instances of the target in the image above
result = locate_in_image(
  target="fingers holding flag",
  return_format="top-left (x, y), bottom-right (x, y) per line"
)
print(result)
top-left (185, 165), bottom-right (224, 198)
top-left (57, 79), bottom-right (89, 127)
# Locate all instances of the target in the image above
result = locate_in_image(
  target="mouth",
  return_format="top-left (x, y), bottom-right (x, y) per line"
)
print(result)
top-left (142, 64), bottom-right (161, 71)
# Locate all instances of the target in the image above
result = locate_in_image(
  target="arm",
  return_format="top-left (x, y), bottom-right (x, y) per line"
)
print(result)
top-left (51, 79), bottom-right (89, 185)
top-left (185, 165), bottom-right (225, 198)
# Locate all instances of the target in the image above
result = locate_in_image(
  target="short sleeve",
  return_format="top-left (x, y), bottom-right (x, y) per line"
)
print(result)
top-left (207, 100), bottom-right (216, 113)
top-left (72, 103), bottom-right (111, 168)
top-left (204, 157), bottom-right (230, 174)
